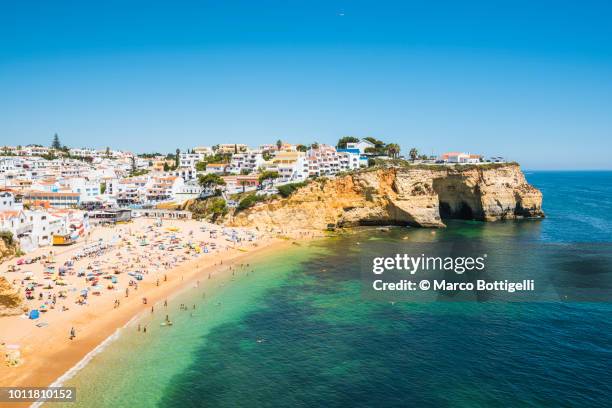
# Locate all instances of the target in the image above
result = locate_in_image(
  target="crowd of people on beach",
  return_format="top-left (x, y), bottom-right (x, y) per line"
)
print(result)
top-left (1, 218), bottom-right (264, 342)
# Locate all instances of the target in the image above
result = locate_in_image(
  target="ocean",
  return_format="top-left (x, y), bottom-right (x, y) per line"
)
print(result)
top-left (54, 171), bottom-right (612, 407)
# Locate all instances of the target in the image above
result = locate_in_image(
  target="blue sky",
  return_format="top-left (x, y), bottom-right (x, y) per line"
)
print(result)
top-left (1, 0), bottom-right (611, 169)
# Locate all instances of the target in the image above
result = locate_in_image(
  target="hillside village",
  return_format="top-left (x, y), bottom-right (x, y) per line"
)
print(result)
top-left (0, 135), bottom-right (506, 254)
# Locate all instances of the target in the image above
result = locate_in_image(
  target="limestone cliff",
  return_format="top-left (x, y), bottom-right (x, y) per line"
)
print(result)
top-left (229, 163), bottom-right (544, 230)
top-left (0, 276), bottom-right (25, 317)
top-left (0, 234), bottom-right (25, 316)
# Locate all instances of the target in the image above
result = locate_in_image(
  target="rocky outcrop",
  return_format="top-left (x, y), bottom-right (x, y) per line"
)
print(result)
top-left (229, 163), bottom-right (544, 231)
top-left (0, 234), bottom-right (25, 316)
top-left (0, 276), bottom-right (25, 317)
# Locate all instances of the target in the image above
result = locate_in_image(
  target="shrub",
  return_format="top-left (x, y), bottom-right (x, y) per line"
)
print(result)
top-left (0, 230), bottom-right (14, 246)
top-left (237, 194), bottom-right (264, 212)
top-left (277, 182), bottom-right (308, 198)
top-left (209, 197), bottom-right (227, 217)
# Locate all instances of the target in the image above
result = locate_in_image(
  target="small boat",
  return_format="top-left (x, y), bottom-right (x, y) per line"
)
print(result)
top-left (160, 321), bottom-right (173, 327)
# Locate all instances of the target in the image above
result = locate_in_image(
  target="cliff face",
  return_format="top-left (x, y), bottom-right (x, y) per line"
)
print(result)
top-left (0, 235), bottom-right (25, 316)
top-left (0, 276), bottom-right (25, 317)
top-left (229, 163), bottom-right (544, 231)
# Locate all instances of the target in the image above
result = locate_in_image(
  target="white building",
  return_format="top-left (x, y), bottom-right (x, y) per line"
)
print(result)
top-left (440, 152), bottom-right (482, 164)
top-left (307, 144), bottom-right (341, 176)
top-left (229, 151), bottom-right (265, 174)
top-left (205, 163), bottom-right (229, 175)
top-left (145, 176), bottom-right (184, 203)
top-left (64, 177), bottom-right (101, 201)
top-left (264, 150), bottom-right (309, 183)
top-left (346, 139), bottom-right (375, 154)
top-left (179, 152), bottom-right (206, 169)
top-left (0, 191), bottom-right (22, 211)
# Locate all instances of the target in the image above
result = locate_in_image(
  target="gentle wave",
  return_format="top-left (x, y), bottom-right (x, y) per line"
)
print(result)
top-left (30, 314), bottom-right (140, 408)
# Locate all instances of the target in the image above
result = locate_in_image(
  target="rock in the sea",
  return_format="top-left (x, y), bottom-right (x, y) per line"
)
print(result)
top-left (230, 163), bottom-right (544, 230)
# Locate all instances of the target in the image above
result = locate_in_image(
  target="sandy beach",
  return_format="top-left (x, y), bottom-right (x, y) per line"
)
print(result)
top-left (0, 216), bottom-right (316, 404)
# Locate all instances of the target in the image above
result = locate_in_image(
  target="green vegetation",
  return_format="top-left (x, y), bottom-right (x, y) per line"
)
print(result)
top-left (41, 151), bottom-right (58, 161)
top-left (0, 231), bottom-right (14, 246)
top-left (386, 143), bottom-right (401, 158)
top-left (336, 136), bottom-right (359, 149)
top-left (138, 152), bottom-right (161, 158)
top-left (100, 183), bottom-right (107, 194)
top-left (409, 147), bottom-right (418, 161)
top-left (188, 197), bottom-right (228, 221)
top-left (258, 170), bottom-right (280, 185)
top-left (195, 153), bottom-right (231, 171)
top-left (277, 181), bottom-right (308, 198)
top-left (197, 173), bottom-right (226, 195)
top-left (368, 157), bottom-right (519, 172)
top-left (51, 133), bottom-right (61, 150)
top-left (209, 197), bottom-right (227, 221)
top-left (129, 169), bottom-right (149, 177)
top-left (359, 136), bottom-right (402, 158)
top-left (236, 193), bottom-right (266, 212)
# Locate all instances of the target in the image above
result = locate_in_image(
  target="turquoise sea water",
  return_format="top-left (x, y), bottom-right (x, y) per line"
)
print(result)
top-left (55, 171), bottom-right (612, 407)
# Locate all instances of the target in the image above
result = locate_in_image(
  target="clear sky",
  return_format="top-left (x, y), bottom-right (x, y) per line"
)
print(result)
top-left (1, 0), bottom-right (611, 169)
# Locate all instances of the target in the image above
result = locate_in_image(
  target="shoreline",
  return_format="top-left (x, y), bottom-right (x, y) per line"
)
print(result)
top-left (0, 218), bottom-right (316, 408)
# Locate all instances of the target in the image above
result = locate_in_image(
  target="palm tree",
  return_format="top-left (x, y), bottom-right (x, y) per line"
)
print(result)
top-left (409, 148), bottom-right (418, 161)
top-left (239, 179), bottom-right (249, 193)
top-left (386, 143), bottom-right (401, 159)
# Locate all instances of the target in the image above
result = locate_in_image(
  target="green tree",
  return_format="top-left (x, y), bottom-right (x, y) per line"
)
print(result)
top-left (198, 173), bottom-right (226, 195)
top-left (209, 197), bottom-right (227, 221)
top-left (296, 144), bottom-right (308, 152)
top-left (105, 147), bottom-right (111, 158)
top-left (336, 136), bottom-right (360, 149)
top-left (276, 139), bottom-right (283, 150)
top-left (258, 170), bottom-right (280, 186)
top-left (195, 161), bottom-right (207, 172)
top-left (51, 134), bottom-right (61, 149)
top-left (100, 183), bottom-right (107, 195)
top-left (364, 137), bottom-right (385, 149)
top-left (238, 179), bottom-right (250, 192)
top-left (237, 194), bottom-right (259, 211)
top-left (175, 149), bottom-right (180, 168)
top-left (409, 148), bottom-right (418, 161)
top-left (386, 143), bottom-right (401, 159)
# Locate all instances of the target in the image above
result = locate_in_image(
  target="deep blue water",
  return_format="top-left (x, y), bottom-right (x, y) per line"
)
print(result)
top-left (157, 171), bottom-right (612, 407)
top-left (525, 171), bottom-right (612, 243)
top-left (64, 171), bottom-right (612, 408)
